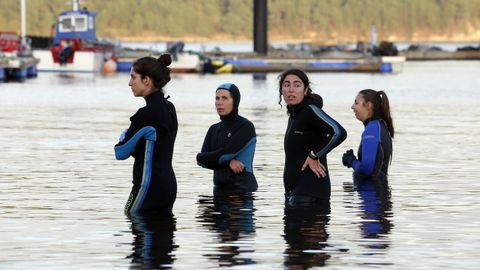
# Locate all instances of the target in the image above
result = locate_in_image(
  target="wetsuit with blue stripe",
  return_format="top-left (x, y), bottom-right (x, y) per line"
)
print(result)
top-left (114, 91), bottom-right (178, 216)
top-left (197, 114), bottom-right (258, 192)
top-left (284, 95), bottom-right (347, 202)
top-left (351, 118), bottom-right (392, 180)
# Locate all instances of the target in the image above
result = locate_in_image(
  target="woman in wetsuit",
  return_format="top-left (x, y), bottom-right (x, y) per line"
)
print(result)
top-left (196, 83), bottom-right (258, 193)
top-left (114, 54), bottom-right (178, 216)
top-left (279, 68), bottom-right (347, 206)
top-left (342, 89), bottom-right (394, 181)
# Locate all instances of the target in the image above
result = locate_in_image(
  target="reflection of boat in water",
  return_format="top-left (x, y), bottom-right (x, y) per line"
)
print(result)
top-left (33, 0), bottom-right (116, 73)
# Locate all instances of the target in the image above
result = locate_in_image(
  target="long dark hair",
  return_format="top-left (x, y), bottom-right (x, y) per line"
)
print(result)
top-left (359, 89), bottom-right (395, 138)
top-left (132, 54), bottom-right (172, 92)
top-left (277, 68), bottom-right (323, 108)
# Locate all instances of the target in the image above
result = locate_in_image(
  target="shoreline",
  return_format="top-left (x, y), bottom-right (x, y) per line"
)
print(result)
top-left (116, 37), bottom-right (480, 45)
top-left (111, 33), bottom-right (480, 45)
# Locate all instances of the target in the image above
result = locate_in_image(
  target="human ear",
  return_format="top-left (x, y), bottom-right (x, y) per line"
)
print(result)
top-left (365, 101), bottom-right (374, 111)
top-left (143, 76), bottom-right (152, 87)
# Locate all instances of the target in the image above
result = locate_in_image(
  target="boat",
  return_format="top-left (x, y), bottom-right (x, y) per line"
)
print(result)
top-left (115, 41), bottom-right (205, 73)
top-left (205, 52), bottom-right (405, 74)
top-left (202, 40), bottom-right (405, 74)
top-left (33, 0), bottom-right (116, 73)
top-left (0, 31), bottom-right (39, 82)
top-left (400, 44), bottom-right (480, 60)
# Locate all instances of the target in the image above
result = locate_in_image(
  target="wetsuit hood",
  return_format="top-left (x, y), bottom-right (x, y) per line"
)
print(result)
top-left (217, 83), bottom-right (240, 121)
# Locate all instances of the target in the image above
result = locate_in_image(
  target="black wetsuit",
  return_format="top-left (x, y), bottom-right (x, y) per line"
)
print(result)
top-left (284, 96), bottom-right (346, 203)
top-left (197, 114), bottom-right (258, 192)
top-left (115, 91), bottom-right (178, 216)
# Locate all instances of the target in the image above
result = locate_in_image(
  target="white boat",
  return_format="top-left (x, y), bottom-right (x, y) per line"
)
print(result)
top-left (33, 0), bottom-right (116, 73)
top-left (116, 41), bottom-right (204, 73)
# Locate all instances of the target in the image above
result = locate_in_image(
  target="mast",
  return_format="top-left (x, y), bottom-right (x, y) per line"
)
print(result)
top-left (73, 0), bottom-right (79, 11)
top-left (20, 0), bottom-right (27, 45)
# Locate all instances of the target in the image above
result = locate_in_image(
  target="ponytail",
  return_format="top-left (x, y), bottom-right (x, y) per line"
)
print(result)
top-left (377, 91), bottom-right (394, 138)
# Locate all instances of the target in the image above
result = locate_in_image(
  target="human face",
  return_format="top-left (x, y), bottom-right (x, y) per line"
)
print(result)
top-left (351, 94), bottom-right (373, 122)
top-left (281, 74), bottom-right (306, 106)
top-left (128, 68), bottom-right (152, 97)
top-left (215, 89), bottom-right (234, 116)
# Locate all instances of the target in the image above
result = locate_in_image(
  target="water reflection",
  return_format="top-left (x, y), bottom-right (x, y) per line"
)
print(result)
top-left (283, 201), bottom-right (331, 268)
top-left (344, 177), bottom-right (393, 254)
top-left (127, 213), bottom-right (178, 269)
top-left (197, 191), bottom-right (256, 267)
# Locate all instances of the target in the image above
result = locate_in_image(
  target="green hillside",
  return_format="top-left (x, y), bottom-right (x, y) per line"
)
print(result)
top-left (1, 0), bottom-right (479, 43)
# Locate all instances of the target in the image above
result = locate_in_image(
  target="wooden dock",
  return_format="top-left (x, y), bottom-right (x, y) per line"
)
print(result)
top-left (399, 50), bottom-right (480, 60)
top-left (204, 51), bottom-right (405, 74)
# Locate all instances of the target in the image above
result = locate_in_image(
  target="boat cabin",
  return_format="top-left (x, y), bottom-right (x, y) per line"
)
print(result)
top-left (50, 6), bottom-right (114, 65)
top-left (53, 9), bottom-right (98, 45)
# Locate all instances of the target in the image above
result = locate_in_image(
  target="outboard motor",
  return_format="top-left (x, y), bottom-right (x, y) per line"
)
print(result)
top-left (166, 41), bottom-right (184, 61)
top-left (58, 43), bottom-right (74, 65)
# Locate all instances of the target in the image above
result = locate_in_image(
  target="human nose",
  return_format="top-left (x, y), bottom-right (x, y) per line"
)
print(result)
top-left (283, 85), bottom-right (293, 92)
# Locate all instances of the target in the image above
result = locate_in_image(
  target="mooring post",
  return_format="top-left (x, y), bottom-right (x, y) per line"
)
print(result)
top-left (253, 0), bottom-right (268, 55)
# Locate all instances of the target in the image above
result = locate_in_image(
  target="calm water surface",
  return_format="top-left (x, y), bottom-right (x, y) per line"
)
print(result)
top-left (1, 61), bottom-right (479, 269)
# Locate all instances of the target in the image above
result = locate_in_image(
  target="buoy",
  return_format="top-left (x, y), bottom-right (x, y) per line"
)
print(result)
top-left (103, 59), bottom-right (117, 74)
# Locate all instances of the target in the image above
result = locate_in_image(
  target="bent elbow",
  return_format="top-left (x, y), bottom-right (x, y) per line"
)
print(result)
top-left (114, 145), bottom-right (131, 160)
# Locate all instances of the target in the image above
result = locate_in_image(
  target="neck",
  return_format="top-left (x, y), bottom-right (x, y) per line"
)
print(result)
top-left (220, 111), bottom-right (238, 122)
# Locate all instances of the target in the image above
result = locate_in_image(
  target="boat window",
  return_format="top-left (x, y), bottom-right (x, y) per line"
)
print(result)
top-left (75, 17), bottom-right (86, 30)
top-left (88, 17), bottom-right (94, 30)
top-left (58, 15), bottom-right (88, 32)
top-left (59, 17), bottom-right (72, 32)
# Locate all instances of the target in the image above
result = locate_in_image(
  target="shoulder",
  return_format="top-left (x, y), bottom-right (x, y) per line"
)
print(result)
top-left (363, 120), bottom-right (381, 139)
top-left (208, 122), bottom-right (221, 131)
top-left (307, 103), bottom-right (330, 120)
top-left (307, 103), bottom-right (323, 113)
top-left (365, 119), bottom-right (381, 130)
top-left (237, 116), bottom-right (256, 130)
top-left (165, 99), bottom-right (176, 109)
top-left (130, 106), bottom-right (149, 121)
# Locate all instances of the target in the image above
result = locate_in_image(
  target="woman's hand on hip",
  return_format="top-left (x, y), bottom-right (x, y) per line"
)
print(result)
top-left (302, 156), bottom-right (326, 178)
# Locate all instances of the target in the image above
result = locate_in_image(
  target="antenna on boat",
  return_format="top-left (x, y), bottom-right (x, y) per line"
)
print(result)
top-left (20, 0), bottom-right (27, 46)
top-left (73, 0), bottom-right (79, 11)
top-left (371, 25), bottom-right (377, 47)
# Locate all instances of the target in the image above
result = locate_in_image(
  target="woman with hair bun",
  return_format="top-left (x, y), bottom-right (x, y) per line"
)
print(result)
top-left (342, 89), bottom-right (394, 181)
top-left (114, 54), bottom-right (178, 216)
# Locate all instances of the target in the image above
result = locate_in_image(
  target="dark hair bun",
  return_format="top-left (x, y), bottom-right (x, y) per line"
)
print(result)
top-left (158, 54), bottom-right (172, 67)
